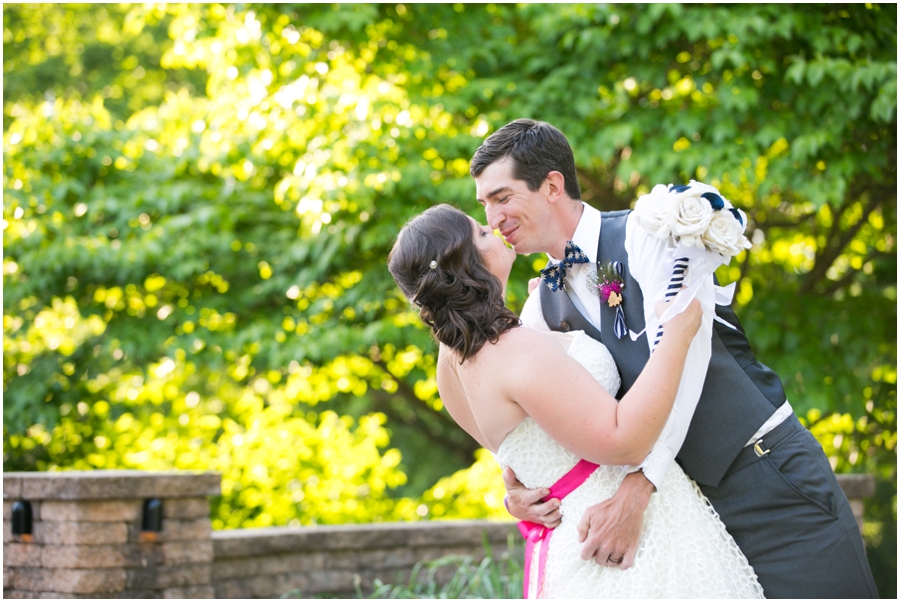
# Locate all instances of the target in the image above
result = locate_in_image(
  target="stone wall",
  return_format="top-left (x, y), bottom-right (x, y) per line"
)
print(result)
top-left (3, 471), bottom-right (220, 598)
top-left (3, 470), bottom-right (875, 599)
top-left (211, 520), bottom-right (518, 598)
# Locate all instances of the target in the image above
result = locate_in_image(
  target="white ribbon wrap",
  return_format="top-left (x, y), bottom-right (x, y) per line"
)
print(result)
top-left (629, 246), bottom-right (739, 342)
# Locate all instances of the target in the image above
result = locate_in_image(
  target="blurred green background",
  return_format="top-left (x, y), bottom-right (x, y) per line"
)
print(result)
top-left (3, 3), bottom-right (895, 595)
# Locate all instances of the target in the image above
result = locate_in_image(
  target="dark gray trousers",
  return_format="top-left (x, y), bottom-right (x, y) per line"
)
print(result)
top-left (700, 414), bottom-right (878, 598)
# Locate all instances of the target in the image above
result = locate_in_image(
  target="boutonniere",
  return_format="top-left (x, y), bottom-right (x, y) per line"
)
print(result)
top-left (587, 261), bottom-right (629, 339)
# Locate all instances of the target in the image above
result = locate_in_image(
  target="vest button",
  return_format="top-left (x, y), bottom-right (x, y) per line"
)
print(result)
top-left (559, 321), bottom-right (570, 332)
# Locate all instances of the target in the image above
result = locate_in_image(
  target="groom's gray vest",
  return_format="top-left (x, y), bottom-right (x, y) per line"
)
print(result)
top-left (540, 210), bottom-right (787, 487)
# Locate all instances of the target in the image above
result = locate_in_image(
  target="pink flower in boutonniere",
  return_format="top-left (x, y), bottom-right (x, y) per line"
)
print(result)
top-left (588, 261), bottom-right (626, 308)
top-left (599, 281), bottom-right (624, 307)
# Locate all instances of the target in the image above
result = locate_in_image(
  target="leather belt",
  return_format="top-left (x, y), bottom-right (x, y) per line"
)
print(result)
top-left (723, 414), bottom-right (802, 480)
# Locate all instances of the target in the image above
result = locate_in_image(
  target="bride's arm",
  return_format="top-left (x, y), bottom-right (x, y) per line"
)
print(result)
top-left (505, 299), bottom-right (701, 466)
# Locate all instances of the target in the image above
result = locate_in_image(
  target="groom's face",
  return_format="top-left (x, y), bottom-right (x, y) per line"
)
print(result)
top-left (475, 157), bottom-right (554, 256)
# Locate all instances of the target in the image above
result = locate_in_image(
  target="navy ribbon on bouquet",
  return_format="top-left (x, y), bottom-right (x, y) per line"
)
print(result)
top-left (653, 256), bottom-right (690, 349)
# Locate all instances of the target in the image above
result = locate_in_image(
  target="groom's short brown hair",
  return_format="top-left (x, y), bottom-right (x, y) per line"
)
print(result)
top-left (469, 118), bottom-right (581, 201)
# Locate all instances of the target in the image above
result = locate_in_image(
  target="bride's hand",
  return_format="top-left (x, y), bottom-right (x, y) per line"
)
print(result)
top-left (654, 297), bottom-right (702, 340)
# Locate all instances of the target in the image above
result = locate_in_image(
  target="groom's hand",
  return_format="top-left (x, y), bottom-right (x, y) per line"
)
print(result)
top-left (576, 471), bottom-right (654, 570)
top-left (502, 467), bottom-right (562, 527)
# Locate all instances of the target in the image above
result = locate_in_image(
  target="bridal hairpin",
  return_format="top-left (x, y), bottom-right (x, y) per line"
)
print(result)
top-left (429, 260), bottom-right (437, 269)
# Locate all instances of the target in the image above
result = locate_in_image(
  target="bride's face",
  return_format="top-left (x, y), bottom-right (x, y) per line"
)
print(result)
top-left (469, 216), bottom-right (516, 284)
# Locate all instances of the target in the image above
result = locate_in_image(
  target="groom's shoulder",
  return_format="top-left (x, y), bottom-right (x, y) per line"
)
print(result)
top-left (600, 209), bottom-right (632, 219)
top-left (599, 209), bottom-right (633, 234)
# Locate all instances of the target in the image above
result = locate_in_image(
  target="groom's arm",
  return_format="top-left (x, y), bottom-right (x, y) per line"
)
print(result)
top-left (518, 285), bottom-right (551, 331)
top-left (577, 216), bottom-right (716, 569)
top-left (624, 214), bottom-right (715, 489)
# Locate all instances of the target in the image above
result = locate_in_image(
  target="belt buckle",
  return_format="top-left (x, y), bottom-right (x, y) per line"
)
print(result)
top-left (753, 439), bottom-right (770, 458)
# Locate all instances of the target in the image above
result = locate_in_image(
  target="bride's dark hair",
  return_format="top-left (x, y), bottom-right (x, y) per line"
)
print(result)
top-left (388, 204), bottom-right (519, 362)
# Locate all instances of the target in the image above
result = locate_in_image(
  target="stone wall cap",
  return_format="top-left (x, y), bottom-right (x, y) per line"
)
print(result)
top-left (835, 473), bottom-right (876, 498)
top-left (3, 470), bottom-right (221, 500)
top-left (212, 519), bottom-right (518, 558)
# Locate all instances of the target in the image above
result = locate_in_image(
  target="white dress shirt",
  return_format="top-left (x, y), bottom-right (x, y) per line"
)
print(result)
top-left (519, 203), bottom-right (789, 490)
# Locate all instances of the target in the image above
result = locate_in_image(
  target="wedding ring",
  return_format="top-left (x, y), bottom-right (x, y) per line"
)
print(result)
top-left (607, 554), bottom-right (624, 564)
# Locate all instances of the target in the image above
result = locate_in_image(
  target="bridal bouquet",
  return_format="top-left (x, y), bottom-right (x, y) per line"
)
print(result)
top-left (632, 181), bottom-right (751, 348)
top-left (633, 181), bottom-right (750, 257)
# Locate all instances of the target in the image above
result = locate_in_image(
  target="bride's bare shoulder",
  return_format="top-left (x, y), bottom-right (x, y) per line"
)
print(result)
top-left (507, 325), bottom-right (567, 344)
top-left (481, 326), bottom-right (567, 359)
top-left (437, 344), bottom-right (462, 372)
top-left (442, 328), bottom-right (567, 373)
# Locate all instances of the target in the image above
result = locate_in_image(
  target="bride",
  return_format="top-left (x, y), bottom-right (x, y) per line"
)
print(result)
top-left (388, 204), bottom-right (764, 598)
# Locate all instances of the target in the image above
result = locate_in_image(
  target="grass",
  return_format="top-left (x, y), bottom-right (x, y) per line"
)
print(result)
top-left (280, 536), bottom-right (523, 599)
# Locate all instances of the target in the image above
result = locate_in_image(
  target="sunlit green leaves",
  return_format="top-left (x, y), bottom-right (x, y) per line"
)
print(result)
top-left (2, 6), bottom-right (896, 586)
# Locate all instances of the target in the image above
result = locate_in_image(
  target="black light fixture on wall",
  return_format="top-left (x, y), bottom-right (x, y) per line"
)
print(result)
top-left (140, 498), bottom-right (163, 541)
top-left (11, 500), bottom-right (33, 542)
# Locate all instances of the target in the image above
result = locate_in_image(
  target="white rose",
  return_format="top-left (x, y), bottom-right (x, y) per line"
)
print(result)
top-left (634, 185), bottom-right (677, 242)
top-left (701, 209), bottom-right (752, 256)
top-left (671, 194), bottom-right (713, 248)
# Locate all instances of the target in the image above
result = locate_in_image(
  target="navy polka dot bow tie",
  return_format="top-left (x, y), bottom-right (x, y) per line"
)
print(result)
top-left (540, 241), bottom-right (590, 292)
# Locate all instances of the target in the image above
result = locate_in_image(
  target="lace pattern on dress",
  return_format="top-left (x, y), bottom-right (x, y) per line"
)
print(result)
top-left (494, 330), bottom-right (764, 599)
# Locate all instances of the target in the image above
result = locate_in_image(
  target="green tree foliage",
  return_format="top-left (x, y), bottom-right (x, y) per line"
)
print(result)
top-left (4, 3), bottom-right (895, 592)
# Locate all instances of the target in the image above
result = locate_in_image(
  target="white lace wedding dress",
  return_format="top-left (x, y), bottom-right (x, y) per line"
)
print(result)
top-left (495, 331), bottom-right (764, 599)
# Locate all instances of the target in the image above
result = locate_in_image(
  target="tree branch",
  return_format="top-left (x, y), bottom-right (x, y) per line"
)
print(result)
top-left (367, 387), bottom-right (480, 459)
top-left (576, 166), bottom-right (629, 210)
top-left (800, 187), bottom-right (888, 293)
top-left (754, 211), bottom-right (818, 230)
top-left (819, 250), bottom-right (897, 297)
top-left (370, 357), bottom-right (468, 439)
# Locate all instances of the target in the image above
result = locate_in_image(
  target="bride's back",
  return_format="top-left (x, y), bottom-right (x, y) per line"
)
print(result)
top-left (437, 327), bottom-right (569, 453)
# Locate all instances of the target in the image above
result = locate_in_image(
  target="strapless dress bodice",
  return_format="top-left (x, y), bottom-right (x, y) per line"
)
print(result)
top-left (494, 330), bottom-right (621, 489)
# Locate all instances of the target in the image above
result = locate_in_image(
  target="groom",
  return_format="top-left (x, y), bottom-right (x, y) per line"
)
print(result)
top-left (470, 118), bottom-right (877, 598)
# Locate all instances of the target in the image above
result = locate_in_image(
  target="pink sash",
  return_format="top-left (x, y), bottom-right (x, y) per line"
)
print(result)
top-left (516, 459), bottom-right (599, 598)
